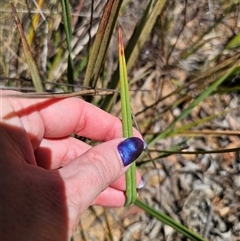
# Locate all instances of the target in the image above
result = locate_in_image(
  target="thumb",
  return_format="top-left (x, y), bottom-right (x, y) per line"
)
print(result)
top-left (59, 137), bottom-right (144, 224)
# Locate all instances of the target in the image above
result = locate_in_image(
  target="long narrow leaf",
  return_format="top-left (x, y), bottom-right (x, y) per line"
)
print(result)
top-left (84, 0), bottom-right (123, 87)
top-left (11, 3), bottom-right (44, 92)
top-left (148, 64), bottom-right (240, 148)
top-left (101, 0), bottom-right (167, 112)
top-left (60, 0), bottom-right (74, 89)
top-left (4, 88), bottom-right (115, 98)
top-left (26, 0), bottom-right (45, 45)
top-left (134, 199), bottom-right (208, 241)
top-left (118, 26), bottom-right (137, 205)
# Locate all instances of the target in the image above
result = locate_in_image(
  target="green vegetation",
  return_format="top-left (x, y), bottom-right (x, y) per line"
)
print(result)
top-left (1, 0), bottom-right (240, 240)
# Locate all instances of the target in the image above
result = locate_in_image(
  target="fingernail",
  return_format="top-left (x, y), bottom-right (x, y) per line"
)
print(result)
top-left (143, 141), bottom-right (147, 149)
top-left (137, 177), bottom-right (145, 189)
top-left (117, 137), bottom-right (144, 166)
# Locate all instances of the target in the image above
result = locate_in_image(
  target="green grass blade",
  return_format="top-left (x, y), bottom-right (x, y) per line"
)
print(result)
top-left (101, 0), bottom-right (167, 112)
top-left (134, 199), bottom-right (208, 241)
top-left (144, 52), bottom-right (240, 112)
top-left (148, 64), bottom-right (240, 148)
top-left (84, 0), bottom-right (123, 88)
top-left (226, 33), bottom-right (240, 49)
top-left (11, 3), bottom-right (44, 92)
top-left (170, 109), bottom-right (237, 137)
top-left (60, 0), bottom-right (74, 89)
top-left (118, 26), bottom-right (136, 205)
top-left (126, 0), bottom-right (167, 72)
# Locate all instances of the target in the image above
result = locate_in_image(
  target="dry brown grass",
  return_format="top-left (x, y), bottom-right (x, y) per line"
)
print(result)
top-left (1, 1), bottom-right (240, 240)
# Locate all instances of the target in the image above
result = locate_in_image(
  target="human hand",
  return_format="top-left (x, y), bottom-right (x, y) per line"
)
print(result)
top-left (0, 91), bottom-right (144, 241)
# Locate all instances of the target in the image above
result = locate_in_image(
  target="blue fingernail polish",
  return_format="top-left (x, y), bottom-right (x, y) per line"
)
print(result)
top-left (117, 137), bottom-right (144, 166)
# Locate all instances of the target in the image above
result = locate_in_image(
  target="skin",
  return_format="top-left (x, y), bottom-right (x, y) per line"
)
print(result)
top-left (0, 91), bottom-right (142, 241)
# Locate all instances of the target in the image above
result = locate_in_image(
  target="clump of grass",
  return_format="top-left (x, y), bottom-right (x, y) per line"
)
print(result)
top-left (1, 0), bottom-right (240, 240)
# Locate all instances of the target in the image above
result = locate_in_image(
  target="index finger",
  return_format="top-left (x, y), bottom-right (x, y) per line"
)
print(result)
top-left (38, 97), bottom-right (126, 140)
